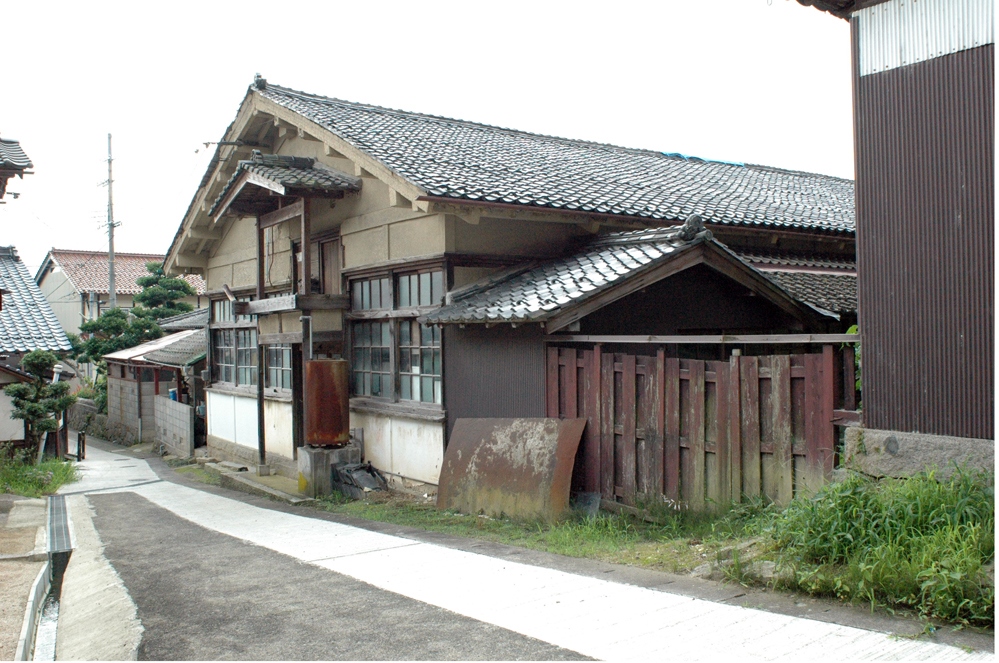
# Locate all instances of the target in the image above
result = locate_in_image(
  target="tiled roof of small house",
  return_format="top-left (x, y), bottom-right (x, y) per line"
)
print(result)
top-left (761, 272), bottom-right (857, 315)
top-left (142, 330), bottom-right (207, 368)
top-left (0, 138), bottom-right (32, 171)
top-left (42, 250), bottom-right (206, 296)
top-left (256, 81), bottom-right (855, 234)
top-left (209, 151), bottom-right (362, 217)
top-left (104, 329), bottom-right (204, 365)
top-left (738, 251), bottom-right (857, 314)
top-left (0, 247), bottom-right (71, 353)
top-left (421, 216), bottom-right (826, 326)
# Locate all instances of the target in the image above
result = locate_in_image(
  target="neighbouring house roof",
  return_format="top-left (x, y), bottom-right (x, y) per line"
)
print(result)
top-left (796, 0), bottom-right (881, 19)
top-left (0, 246), bottom-right (72, 353)
top-left (421, 216), bottom-right (834, 330)
top-left (256, 81), bottom-right (855, 234)
top-left (37, 249), bottom-right (206, 296)
top-left (0, 138), bottom-right (32, 171)
top-left (104, 329), bottom-right (205, 367)
top-left (158, 307), bottom-right (209, 331)
top-left (210, 151), bottom-right (362, 217)
top-left (0, 137), bottom-right (33, 200)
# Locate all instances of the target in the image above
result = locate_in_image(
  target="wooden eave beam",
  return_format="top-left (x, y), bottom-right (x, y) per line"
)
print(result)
top-left (549, 333), bottom-right (860, 344)
top-left (233, 292), bottom-right (349, 316)
top-left (211, 170), bottom-right (252, 223)
top-left (259, 198), bottom-right (304, 229)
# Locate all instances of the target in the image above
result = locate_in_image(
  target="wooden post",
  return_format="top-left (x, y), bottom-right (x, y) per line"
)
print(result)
top-left (663, 357), bottom-right (680, 502)
top-left (740, 356), bottom-right (761, 499)
top-left (546, 347), bottom-right (559, 417)
top-left (600, 352), bottom-right (615, 499)
top-left (728, 353), bottom-right (742, 502)
top-left (621, 354), bottom-right (637, 505)
top-left (688, 360), bottom-right (706, 511)
top-left (820, 345), bottom-right (836, 477)
top-left (564, 348), bottom-right (578, 418)
top-left (771, 355), bottom-right (793, 505)
top-left (585, 345), bottom-right (602, 493)
top-left (256, 214), bottom-right (266, 466)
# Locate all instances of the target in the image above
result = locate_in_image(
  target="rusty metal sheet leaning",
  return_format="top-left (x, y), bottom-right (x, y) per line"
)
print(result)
top-left (437, 418), bottom-right (587, 522)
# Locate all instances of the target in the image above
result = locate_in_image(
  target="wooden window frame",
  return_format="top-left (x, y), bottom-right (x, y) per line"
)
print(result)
top-left (346, 265), bottom-right (446, 410)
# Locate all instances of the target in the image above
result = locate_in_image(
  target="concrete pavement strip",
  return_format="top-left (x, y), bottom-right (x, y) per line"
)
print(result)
top-left (52, 440), bottom-right (994, 661)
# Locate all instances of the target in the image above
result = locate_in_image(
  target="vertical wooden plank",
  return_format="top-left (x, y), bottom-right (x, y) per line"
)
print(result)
top-left (652, 347), bottom-right (666, 498)
top-left (771, 355), bottom-right (793, 505)
top-left (820, 345), bottom-right (837, 478)
top-left (620, 354), bottom-right (638, 505)
top-left (715, 361), bottom-right (731, 507)
top-left (689, 360), bottom-right (706, 511)
top-left (546, 347), bottom-right (559, 418)
top-left (564, 348), bottom-right (578, 419)
top-left (728, 354), bottom-right (742, 502)
top-left (600, 351), bottom-right (615, 499)
top-left (740, 356), bottom-right (761, 498)
top-left (663, 357), bottom-right (680, 502)
top-left (802, 353), bottom-right (822, 496)
top-left (584, 347), bottom-right (601, 493)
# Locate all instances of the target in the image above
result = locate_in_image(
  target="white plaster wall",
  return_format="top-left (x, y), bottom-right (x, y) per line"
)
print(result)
top-left (350, 412), bottom-right (443, 485)
top-left (263, 399), bottom-right (294, 460)
top-left (0, 392), bottom-right (24, 442)
top-left (207, 391), bottom-right (258, 450)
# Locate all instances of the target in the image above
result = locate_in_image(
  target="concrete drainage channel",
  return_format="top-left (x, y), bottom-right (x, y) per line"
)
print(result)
top-left (16, 496), bottom-right (73, 661)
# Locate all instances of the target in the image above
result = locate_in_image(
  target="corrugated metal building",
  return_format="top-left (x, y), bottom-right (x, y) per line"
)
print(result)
top-left (853, 0), bottom-right (994, 440)
top-left (809, 0), bottom-right (994, 440)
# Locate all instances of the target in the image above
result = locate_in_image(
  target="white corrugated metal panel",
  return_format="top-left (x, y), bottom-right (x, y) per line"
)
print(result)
top-left (857, 0), bottom-right (994, 75)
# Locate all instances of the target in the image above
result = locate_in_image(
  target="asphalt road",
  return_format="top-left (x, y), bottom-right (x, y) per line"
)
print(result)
top-left (87, 491), bottom-right (584, 661)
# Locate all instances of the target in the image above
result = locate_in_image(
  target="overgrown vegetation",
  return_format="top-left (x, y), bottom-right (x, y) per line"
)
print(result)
top-left (0, 444), bottom-right (78, 497)
top-left (767, 469), bottom-right (993, 626)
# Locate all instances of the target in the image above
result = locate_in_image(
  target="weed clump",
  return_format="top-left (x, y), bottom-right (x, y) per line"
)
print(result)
top-left (769, 469), bottom-right (994, 626)
top-left (0, 444), bottom-right (78, 497)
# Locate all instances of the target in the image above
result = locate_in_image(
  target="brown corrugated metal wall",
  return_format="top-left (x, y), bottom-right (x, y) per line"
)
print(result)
top-left (854, 36), bottom-right (994, 439)
top-left (442, 325), bottom-right (546, 442)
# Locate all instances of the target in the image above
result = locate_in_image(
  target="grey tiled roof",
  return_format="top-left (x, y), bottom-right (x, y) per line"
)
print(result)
top-left (0, 247), bottom-right (71, 353)
top-left (143, 332), bottom-right (206, 368)
top-left (257, 82), bottom-right (854, 234)
top-left (737, 251), bottom-right (855, 271)
top-left (422, 216), bottom-right (736, 325)
top-left (764, 272), bottom-right (857, 315)
top-left (0, 138), bottom-right (32, 171)
top-left (158, 307), bottom-right (209, 331)
top-left (209, 151), bottom-right (361, 216)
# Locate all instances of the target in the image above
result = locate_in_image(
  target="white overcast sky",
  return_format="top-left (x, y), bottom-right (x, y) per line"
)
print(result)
top-left (1, 0), bottom-right (851, 274)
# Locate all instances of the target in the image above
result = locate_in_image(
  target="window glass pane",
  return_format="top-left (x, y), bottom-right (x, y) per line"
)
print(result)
top-left (371, 373), bottom-right (381, 396)
top-left (421, 376), bottom-right (433, 403)
top-left (372, 279), bottom-right (381, 309)
top-left (433, 325), bottom-right (441, 343)
top-left (372, 347), bottom-right (382, 371)
top-left (434, 349), bottom-right (441, 375)
top-left (431, 271), bottom-right (443, 305)
top-left (410, 276), bottom-right (418, 308)
top-left (434, 379), bottom-right (442, 404)
top-left (381, 322), bottom-right (391, 346)
top-left (400, 349), bottom-right (411, 372)
top-left (352, 282), bottom-right (362, 309)
top-left (399, 319), bottom-right (411, 346)
top-left (398, 275), bottom-right (410, 307)
top-left (380, 348), bottom-right (390, 369)
top-left (380, 278), bottom-right (390, 304)
top-left (419, 273), bottom-right (431, 306)
top-left (421, 323), bottom-right (432, 345)
top-left (362, 281), bottom-right (370, 309)
top-left (400, 376), bottom-right (410, 400)
top-left (411, 375), bottom-right (420, 401)
top-left (421, 348), bottom-right (432, 374)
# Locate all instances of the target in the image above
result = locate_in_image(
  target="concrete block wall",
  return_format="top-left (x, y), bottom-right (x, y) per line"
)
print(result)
top-left (154, 395), bottom-right (195, 458)
top-left (107, 376), bottom-right (139, 439)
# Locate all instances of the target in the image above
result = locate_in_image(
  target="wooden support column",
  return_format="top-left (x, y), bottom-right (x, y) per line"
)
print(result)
top-left (256, 214), bottom-right (266, 466)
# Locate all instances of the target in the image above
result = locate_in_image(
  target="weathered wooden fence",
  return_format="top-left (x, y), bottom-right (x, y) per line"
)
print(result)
top-left (547, 346), bottom-right (837, 510)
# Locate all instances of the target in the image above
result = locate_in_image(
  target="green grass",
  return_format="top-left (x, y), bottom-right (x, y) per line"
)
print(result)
top-left (765, 469), bottom-right (994, 626)
top-left (174, 464), bottom-right (221, 485)
top-left (0, 444), bottom-right (79, 497)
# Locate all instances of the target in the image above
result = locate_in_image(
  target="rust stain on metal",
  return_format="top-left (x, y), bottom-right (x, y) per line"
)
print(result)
top-left (438, 418), bottom-right (587, 521)
top-left (304, 359), bottom-right (350, 446)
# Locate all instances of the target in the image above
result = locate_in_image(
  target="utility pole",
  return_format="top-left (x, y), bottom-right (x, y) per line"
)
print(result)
top-left (107, 133), bottom-right (117, 309)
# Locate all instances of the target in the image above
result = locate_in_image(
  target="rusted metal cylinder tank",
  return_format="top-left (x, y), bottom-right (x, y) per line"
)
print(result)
top-left (304, 359), bottom-right (350, 446)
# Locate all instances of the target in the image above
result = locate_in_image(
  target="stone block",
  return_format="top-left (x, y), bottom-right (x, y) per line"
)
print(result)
top-left (843, 426), bottom-right (994, 479)
top-left (297, 444), bottom-right (362, 497)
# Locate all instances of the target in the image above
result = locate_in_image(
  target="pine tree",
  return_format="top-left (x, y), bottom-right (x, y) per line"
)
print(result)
top-left (133, 262), bottom-right (195, 320)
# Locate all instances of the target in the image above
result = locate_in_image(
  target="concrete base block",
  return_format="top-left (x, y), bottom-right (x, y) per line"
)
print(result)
top-left (297, 445), bottom-right (361, 498)
top-left (843, 426), bottom-right (994, 479)
top-left (256, 464), bottom-right (271, 477)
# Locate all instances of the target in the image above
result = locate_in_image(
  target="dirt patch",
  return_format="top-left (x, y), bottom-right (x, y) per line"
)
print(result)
top-left (0, 528), bottom-right (39, 556)
top-left (0, 559), bottom-right (45, 660)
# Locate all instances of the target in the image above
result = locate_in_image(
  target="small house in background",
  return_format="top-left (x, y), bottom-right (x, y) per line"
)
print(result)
top-left (0, 136), bottom-right (32, 202)
top-left (103, 328), bottom-right (208, 457)
top-left (0, 246), bottom-right (73, 450)
top-left (35, 249), bottom-right (208, 338)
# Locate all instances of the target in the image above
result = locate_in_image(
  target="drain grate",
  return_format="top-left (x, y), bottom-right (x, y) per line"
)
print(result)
top-left (48, 495), bottom-right (72, 554)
